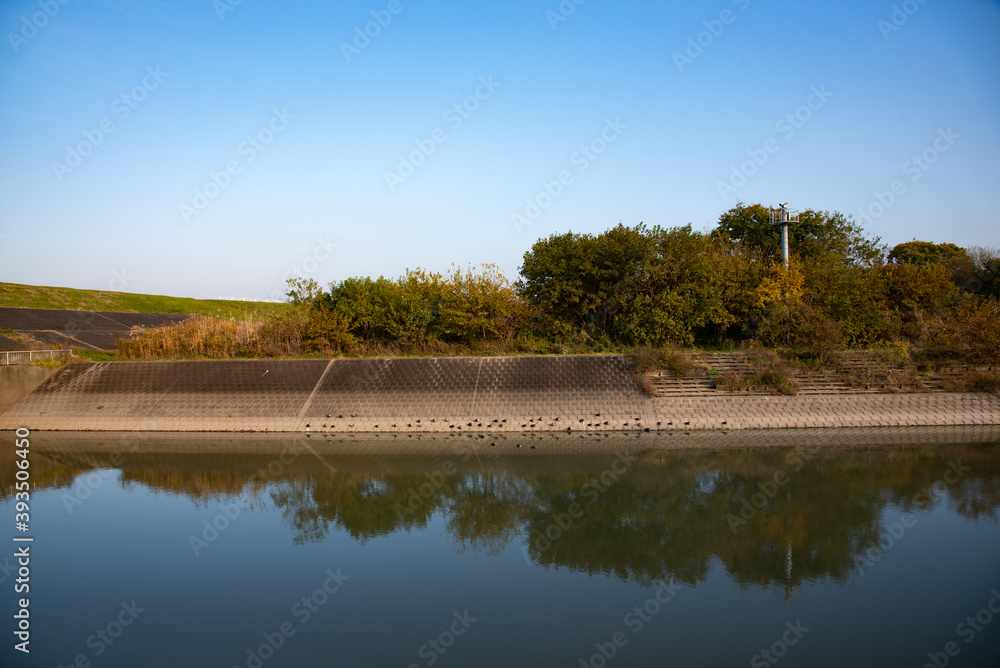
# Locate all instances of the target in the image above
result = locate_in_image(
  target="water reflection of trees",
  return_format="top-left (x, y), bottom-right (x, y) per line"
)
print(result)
top-left (23, 442), bottom-right (1000, 593)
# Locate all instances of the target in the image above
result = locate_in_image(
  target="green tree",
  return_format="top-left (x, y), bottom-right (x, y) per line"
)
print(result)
top-left (714, 203), bottom-right (884, 267)
top-left (439, 264), bottom-right (524, 343)
top-left (888, 240), bottom-right (966, 266)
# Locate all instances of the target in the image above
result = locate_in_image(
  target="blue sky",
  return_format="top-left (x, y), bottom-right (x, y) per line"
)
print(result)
top-left (1, 0), bottom-right (998, 300)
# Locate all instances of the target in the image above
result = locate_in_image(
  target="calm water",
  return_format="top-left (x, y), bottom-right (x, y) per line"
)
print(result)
top-left (2, 429), bottom-right (1000, 667)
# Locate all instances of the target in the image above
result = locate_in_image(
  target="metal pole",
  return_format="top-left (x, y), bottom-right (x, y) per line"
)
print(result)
top-left (781, 223), bottom-right (790, 269)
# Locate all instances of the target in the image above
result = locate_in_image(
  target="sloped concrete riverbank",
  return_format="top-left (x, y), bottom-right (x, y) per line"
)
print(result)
top-left (1, 356), bottom-right (998, 432)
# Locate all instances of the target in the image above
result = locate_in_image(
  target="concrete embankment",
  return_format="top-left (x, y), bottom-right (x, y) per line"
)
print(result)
top-left (0, 365), bottom-right (60, 416)
top-left (0, 356), bottom-right (998, 433)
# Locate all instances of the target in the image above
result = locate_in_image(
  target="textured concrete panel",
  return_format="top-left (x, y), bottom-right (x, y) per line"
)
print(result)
top-left (4, 356), bottom-right (994, 434)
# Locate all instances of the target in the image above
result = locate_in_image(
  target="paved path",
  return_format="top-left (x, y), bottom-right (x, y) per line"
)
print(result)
top-left (0, 307), bottom-right (188, 351)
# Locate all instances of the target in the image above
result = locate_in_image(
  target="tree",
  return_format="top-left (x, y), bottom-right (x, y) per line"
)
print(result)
top-left (714, 203), bottom-right (884, 267)
top-left (439, 264), bottom-right (524, 343)
top-left (285, 277), bottom-right (320, 306)
top-left (888, 241), bottom-right (966, 266)
top-left (518, 224), bottom-right (654, 336)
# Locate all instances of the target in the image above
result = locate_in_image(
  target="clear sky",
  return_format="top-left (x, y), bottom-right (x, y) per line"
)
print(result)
top-left (1, 0), bottom-right (998, 300)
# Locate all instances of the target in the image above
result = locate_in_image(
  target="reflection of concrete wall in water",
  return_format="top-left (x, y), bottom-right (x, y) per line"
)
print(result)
top-left (16, 434), bottom-right (1000, 593)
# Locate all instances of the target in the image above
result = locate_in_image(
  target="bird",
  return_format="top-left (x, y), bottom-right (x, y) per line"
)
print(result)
top-left (667, 421), bottom-right (673, 426)
top-left (604, 421), bottom-right (609, 425)
top-left (305, 423), bottom-right (310, 428)
top-left (554, 417), bottom-right (560, 422)
top-left (579, 419), bottom-right (584, 423)
top-left (326, 414), bottom-right (331, 418)
top-left (644, 428), bottom-right (650, 432)
top-left (530, 445), bottom-right (536, 450)
top-left (721, 420), bottom-right (728, 425)
top-left (516, 444), bottom-right (522, 448)
top-left (490, 442), bottom-right (496, 447)
top-left (684, 421), bottom-right (690, 426)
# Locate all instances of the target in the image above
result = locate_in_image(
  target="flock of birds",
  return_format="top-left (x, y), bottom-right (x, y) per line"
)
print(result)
top-left (303, 412), bottom-right (731, 438)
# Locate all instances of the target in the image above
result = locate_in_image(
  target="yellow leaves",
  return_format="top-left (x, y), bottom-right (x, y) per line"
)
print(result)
top-left (755, 260), bottom-right (804, 310)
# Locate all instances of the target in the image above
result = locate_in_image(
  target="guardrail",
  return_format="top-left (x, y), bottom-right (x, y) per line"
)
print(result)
top-left (0, 350), bottom-right (72, 366)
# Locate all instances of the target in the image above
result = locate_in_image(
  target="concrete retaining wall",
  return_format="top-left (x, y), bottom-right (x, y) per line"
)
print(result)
top-left (1, 357), bottom-right (998, 432)
top-left (0, 365), bottom-right (60, 416)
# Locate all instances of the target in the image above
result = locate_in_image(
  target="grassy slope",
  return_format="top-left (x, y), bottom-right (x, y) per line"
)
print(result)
top-left (0, 282), bottom-right (291, 319)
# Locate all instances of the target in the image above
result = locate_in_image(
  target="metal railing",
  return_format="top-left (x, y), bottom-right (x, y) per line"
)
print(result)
top-left (0, 350), bottom-right (72, 366)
